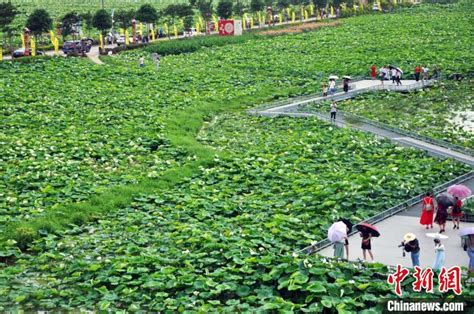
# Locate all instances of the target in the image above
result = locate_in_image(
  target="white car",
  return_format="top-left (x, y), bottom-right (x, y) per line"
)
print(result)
top-left (117, 36), bottom-right (133, 46)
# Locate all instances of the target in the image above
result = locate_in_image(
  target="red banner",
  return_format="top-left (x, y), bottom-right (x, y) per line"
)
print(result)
top-left (218, 20), bottom-right (235, 36)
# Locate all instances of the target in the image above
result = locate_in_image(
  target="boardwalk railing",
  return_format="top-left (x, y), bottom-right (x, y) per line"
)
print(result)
top-left (298, 171), bottom-right (474, 255)
top-left (338, 111), bottom-right (474, 158)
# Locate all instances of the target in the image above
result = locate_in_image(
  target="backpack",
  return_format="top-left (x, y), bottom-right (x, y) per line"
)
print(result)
top-left (423, 198), bottom-right (433, 211)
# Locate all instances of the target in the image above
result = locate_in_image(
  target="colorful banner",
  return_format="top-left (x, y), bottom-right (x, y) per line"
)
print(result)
top-left (30, 38), bottom-right (36, 56)
top-left (54, 37), bottom-right (59, 55)
top-left (291, 12), bottom-right (296, 23)
top-left (173, 24), bottom-right (178, 38)
top-left (151, 29), bottom-right (155, 41)
top-left (278, 13), bottom-right (283, 24)
top-left (331, 6), bottom-right (334, 17)
top-left (125, 30), bottom-right (130, 45)
top-left (0, 47), bottom-right (3, 61)
top-left (99, 33), bottom-right (104, 49)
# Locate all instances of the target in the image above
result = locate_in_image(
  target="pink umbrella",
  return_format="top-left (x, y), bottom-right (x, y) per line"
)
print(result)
top-left (447, 185), bottom-right (472, 199)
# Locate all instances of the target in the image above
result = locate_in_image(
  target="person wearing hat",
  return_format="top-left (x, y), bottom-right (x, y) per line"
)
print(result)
top-left (403, 233), bottom-right (420, 267)
top-left (432, 235), bottom-right (446, 270)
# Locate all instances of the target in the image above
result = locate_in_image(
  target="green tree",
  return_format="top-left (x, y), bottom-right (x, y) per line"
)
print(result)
top-left (250, 0), bottom-right (265, 13)
top-left (162, 4), bottom-right (194, 19)
top-left (183, 15), bottom-right (194, 32)
top-left (115, 9), bottom-right (135, 30)
top-left (61, 12), bottom-right (79, 40)
top-left (92, 9), bottom-right (112, 37)
top-left (136, 4), bottom-right (158, 23)
top-left (195, 0), bottom-right (214, 17)
top-left (217, 0), bottom-right (234, 19)
top-left (0, 2), bottom-right (18, 50)
top-left (233, 0), bottom-right (247, 16)
top-left (276, 0), bottom-right (290, 10)
top-left (26, 9), bottom-right (53, 41)
top-left (79, 12), bottom-right (93, 32)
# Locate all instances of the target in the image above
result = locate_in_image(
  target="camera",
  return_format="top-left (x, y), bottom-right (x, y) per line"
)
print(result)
top-left (398, 241), bottom-right (406, 257)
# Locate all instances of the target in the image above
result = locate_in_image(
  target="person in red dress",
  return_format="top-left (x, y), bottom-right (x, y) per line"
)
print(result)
top-left (451, 197), bottom-right (463, 229)
top-left (419, 192), bottom-right (434, 229)
top-left (414, 65), bottom-right (421, 81)
top-left (370, 65), bottom-right (377, 80)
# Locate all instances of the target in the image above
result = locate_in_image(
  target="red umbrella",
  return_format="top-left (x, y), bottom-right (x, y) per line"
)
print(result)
top-left (355, 222), bottom-right (380, 237)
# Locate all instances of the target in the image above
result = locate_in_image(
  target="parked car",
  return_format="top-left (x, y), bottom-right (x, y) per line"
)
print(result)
top-left (62, 40), bottom-right (91, 54)
top-left (116, 36), bottom-right (133, 46)
top-left (12, 48), bottom-right (44, 58)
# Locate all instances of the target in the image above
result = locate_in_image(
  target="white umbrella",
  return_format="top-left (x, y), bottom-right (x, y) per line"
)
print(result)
top-left (328, 75), bottom-right (339, 80)
top-left (328, 221), bottom-right (347, 243)
top-left (426, 233), bottom-right (449, 240)
top-left (342, 75), bottom-right (352, 80)
top-left (459, 227), bottom-right (474, 237)
top-left (396, 67), bottom-right (403, 75)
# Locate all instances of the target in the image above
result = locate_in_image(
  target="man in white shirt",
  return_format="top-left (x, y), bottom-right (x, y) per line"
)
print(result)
top-left (390, 67), bottom-right (397, 83)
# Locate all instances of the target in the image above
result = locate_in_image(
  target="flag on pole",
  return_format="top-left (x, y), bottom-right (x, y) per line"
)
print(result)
top-left (278, 13), bottom-right (283, 24)
top-left (125, 30), bottom-right (130, 45)
top-left (0, 47), bottom-right (3, 61)
top-left (331, 6), bottom-right (334, 17)
top-left (173, 24), bottom-right (178, 38)
top-left (291, 11), bottom-right (296, 23)
top-left (30, 38), bottom-right (36, 56)
top-left (151, 29), bottom-right (155, 41)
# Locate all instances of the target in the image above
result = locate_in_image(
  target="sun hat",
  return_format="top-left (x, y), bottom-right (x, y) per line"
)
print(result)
top-left (404, 233), bottom-right (417, 242)
top-left (426, 233), bottom-right (449, 240)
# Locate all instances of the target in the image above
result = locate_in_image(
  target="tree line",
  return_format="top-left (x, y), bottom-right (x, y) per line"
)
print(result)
top-left (0, 0), bottom-right (384, 49)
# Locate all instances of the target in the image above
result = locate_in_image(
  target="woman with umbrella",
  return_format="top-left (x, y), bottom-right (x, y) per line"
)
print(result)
top-left (343, 76), bottom-right (351, 93)
top-left (328, 221), bottom-right (347, 259)
top-left (447, 184), bottom-right (471, 229)
top-left (419, 192), bottom-right (434, 229)
top-left (460, 228), bottom-right (474, 274)
top-left (356, 223), bottom-right (379, 262)
top-left (434, 193), bottom-right (454, 233)
top-left (426, 233), bottom-right (448, 270)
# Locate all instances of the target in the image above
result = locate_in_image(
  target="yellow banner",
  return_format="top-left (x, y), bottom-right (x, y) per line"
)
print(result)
top-left (21, 33), bottom-right (25, 49)
top-left (0, 47), bottom-right (2, 61)
top-left (196, 22), bottom-right (200, 34)
top-left (151, 29), bottom-right (155, 41)
top-left (173, 25), bottom-right (178, 38)
top-left (164, 23), bottom-right (169, 36)
top-left (304, 10), bottom-right (308, 20)
top-left (331, 6), bottom-right (334, 16)
top-left (250, 16), bottom-right (254, 28)
top-left (54, 37), bottom-right (59, 55)
top-left (291, 12), bottom-right (295, 23)
top-left (309, 4), bottom-right (314, 16)
top-left (125, 30), bottom-right (130, 45)
top-left (278, 13), bottom-right (283, 24)
top-left (99, 33), bottom-right (104, 49)
top-left (286, 8), bottom-right (291, 17)
top-left (49, 30), bottom-right (56, 45)
top-left (139, 23), bottom-right (143, 35)
top-left (30, 38), bottom-right (36, 56)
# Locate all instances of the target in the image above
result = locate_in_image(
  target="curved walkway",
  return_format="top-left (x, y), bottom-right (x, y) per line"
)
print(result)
top-left (250, 79), bottom-right (474, 269)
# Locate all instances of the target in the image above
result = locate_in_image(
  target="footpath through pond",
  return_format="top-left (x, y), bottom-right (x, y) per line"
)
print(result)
top-left (250, 79), bottom-right (474, 269)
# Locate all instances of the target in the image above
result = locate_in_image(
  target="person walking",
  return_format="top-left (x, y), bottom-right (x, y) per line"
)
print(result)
top-left (322, 84), bottom-right (328, 97)
top-left (139, 56), bottom-right (145, 68)
top-left (422, 65), bottom-right (430, 81)
top-left (434, 202), bottom-right (448, 233)
top-left (380, 66), bottom-right (387, 86)
top-left (395, 68), bottom-right (402, 86)
top-left (329, 79), bottom-right (336, 95)
top-left (330, 101), bottom-right (337, 122)
top-left (370, 65), bottom-right (377, 80)
top-left (390, 67), bottom-right (397, 84)
top-left (450, 196), bottom-right (463, 229)
top-left (414, 65), bottom-right (421, 82)
top-left (419, 192), bottom-right (434, 229)
top-left (462, 235), bottom-right (474, 274)
top-left (403, 233), bottom-right (420, 267)
top-left (333, 239), bottom-right (345, 259)
top-left (360, 231), bottom-right (374, 261)
top-left (432, 65), bottom-right (440, 79)
top-left (432, 236), bottom-right (445, 270)
top-left (343, 78), bottom-right (349, 93)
